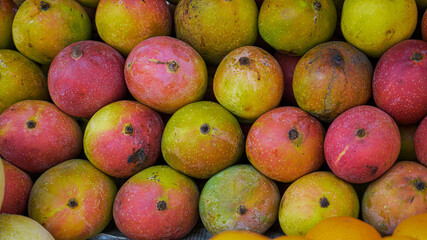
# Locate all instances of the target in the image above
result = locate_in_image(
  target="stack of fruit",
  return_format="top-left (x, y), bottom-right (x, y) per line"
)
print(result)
top-left (0, 0), bottom-right (426, 239)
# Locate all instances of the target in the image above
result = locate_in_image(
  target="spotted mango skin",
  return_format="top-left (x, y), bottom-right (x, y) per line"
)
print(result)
top-left (96, 0), bottom-right (172, 56)
top-left (415, 116), bottom-right (427, 166)
top-left (0, 159), bottom-right (33, 215)
top-left (125, 36), bottom-right (207, 114)
top-left (259, 0), bottom-right (337, 56)
top-left (0, 0), bottom-right (17, 49)
top-left (12, 0), bottom-right (92, 64)
top-left (161, 101), bottom-right (244, 179)
top-left (246, 106), bottom-right (325, 183)
top-left (84, 100), bottom-right (164, 178)
top-left (48, 40), bottom-right (127, 118)
top-left (113, 165), bottom-right (199, 240)
top-left (199, 164), bottom-right (280, 235)
top-left (213, 46), bottom-right (284, 123)
top-left (362, 161), bottom-right (427, 235)
top-left (28, 159), bottom-right (117, 240)
top-left (293, 41), bottom-right (372, 122)
top-left (324, 105), bottom-right (401, 184)
top-left (279, 171), bottom-right (359, 236)
top-left (0, 49), bottom-right (49, 114)
top-left (373, 40), bottom-right (427, 125)
top-left (0, 100), bottom-right (83, 173)
top-left (175, 0), bottom-right (258, 65)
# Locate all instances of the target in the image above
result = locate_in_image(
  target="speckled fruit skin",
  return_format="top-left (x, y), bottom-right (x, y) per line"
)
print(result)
top-left (0, 214), bottom-right (55, 240)
top-left (84, 100), bottom-right (164, 178)
top-left (162, 101), bottom-right (244, 179)
top-left (274, 53), bottom-right (301, 106)
top-left (362, 161), bottom-right (427, 235)
top-left (258, 0), bottom-right (337, 56)
top-left (279, 171), bottom-right (359, 236)
top-left (324, 105), bottom-right (401, 184)
top-left (199, 164), bottom-right (280, 235)
top-left (125, 36), bottom-right (208, 114)
top-left (113, 165), bottom-right (199, 240)
top-left (213, 46), bottom-right (284, 123)
top-left (0, 160), bottom-right (4, 209)
top-left (0, 100), bottom-right (83, 173)
top-left (48, 40), bottom-right (127, 118)
top-left (415, 116), bottom-right (427, 166)
top-left (175, 0), bottom-right (258, 65)
top-left (373, 40), bottom-right (427, 125)
top-left (12, 0), bottom-right (92, 64)
top-left (397, 124), bottom-right (417, 162)
top-left (293, 41), bottom-right (372, 122)
top-left (95, 0), bottom-right (171, 56)
top-left (0, 50), bottom-right (49, 114)
top-left (246, 106), bottom-right (325, 183)
top-left (28, 159), bottom-right (117, 240)
top-left (0, 0), bottom-right (17, 49)
top-left (341, 0), bottom-right (417, 58)
top-left (0, 159), bottom-right (32, 215)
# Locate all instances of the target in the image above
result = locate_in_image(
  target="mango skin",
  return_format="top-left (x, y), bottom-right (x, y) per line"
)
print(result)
top-left (246, 106), bottom-right (325, 183)
top-left (161, 101), bottom-right (244, 179)
top-left (96, 0), bottom-right (171, 56)
top-left (0, 0), bottom-right (17, 49)
top-left (0, 100), bottom-right (83, 173)
top-left (199, 164), bottom-right (280, 235)
top-left (213, 46), bottom-right (284, 123)
top-left (28, 159), bottom-right (117, 240)
top-left (0, 50), bottom-right (49, 114)
top-left (341, 0), bottom-right (417, 58)
top-left (12, 0), bottom-right (92, 64)
top-left (0, 159), bottom-right (32, 215)
top-left (372, 40), bottom-right (427, 125)
top-left (258, 0), bottom-right (337, 56)
top-left (48, 40), bottom-right (127, 118)
top-left (175, 0), bottom-right (258, 65)
top-left (362, 161), bottom-right (427, 235)
top-left (324, 105), bottom-right (401, 184)
top-left (113, 165), bottom-right (199, 240)
top-left (0, 160), bottom-right (3, 210)
top-left (125, 36), bottom-right (207, 114)
top-left (84, 100), bottom-right (164, 178)
top-left (415, 116), bottom-right (427, 166)
top-left (278, 171), bottom-right (359, 236)
top-left (293, 41), bottom-right (372, 122)
top-left (0, 214), bottom-right (55, 240)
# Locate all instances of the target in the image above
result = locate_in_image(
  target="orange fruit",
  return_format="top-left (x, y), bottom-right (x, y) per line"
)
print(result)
top-left (210, 230), bottom-right (269, 240)
top-left (275, 236), bottom-right (310, 239)
top-left (393, 213), bottom-right (427, 240)
top-left (305, 216), bottom-right (382, 240)
top-left (382, 236), bottom-right (418, 240)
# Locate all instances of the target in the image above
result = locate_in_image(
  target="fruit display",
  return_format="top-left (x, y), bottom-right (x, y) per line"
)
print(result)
top-left (0, 0), bottom-right (426, 239)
